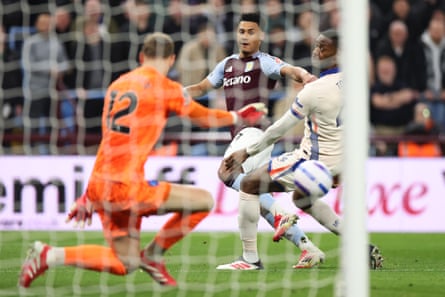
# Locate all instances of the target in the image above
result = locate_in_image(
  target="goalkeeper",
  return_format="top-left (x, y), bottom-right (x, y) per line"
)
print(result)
top-left (18, 32), bottom-right (269, 288)
top-left (185, 12), bottom-right (324, 269)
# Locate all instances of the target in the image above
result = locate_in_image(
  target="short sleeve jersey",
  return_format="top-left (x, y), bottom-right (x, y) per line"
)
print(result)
top-left (207, 51), bottom-right (288, 134)
top-left (290, 68), bottom-right (343, 174)
top-left (91, 66), bottom-right (191, 182)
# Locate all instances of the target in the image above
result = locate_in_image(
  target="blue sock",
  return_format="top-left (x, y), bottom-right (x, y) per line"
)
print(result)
top-left (230, 174), bottom-right (306, 247)
top-left (259, 193), bottom-right (306, 247)
top-left (230, 173), bottom-right (246, 191)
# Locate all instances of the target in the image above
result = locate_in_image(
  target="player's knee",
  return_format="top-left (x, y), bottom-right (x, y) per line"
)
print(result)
top-left (240, 175), bottom-right (259, 194)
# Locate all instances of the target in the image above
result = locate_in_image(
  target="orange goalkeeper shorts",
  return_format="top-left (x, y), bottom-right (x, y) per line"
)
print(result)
top-left (87, 177), bottom-right (171, 241)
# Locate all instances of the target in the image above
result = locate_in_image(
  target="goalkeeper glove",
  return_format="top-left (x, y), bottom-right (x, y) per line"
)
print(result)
top-left (234, 102), bottom-right (268, 126)
top-left (65, 192), bottom-right (93, 228)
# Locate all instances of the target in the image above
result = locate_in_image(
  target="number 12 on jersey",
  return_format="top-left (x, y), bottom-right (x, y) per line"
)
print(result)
top-left (106, 91), bottom-right (138, 134)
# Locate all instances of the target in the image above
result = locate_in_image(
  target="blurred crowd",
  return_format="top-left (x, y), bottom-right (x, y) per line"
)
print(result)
top-left (1, 0), bottom-right (445, 156)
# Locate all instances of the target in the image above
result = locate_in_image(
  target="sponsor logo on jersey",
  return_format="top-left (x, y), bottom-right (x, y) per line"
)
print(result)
top-left (223, 75), bottom-right (252, 87)
top-left (244, 61), bottom-right (254, 72)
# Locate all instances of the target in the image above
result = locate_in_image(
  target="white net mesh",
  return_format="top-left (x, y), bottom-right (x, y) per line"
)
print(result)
top-left (0, 1), bottom-right (342, 296)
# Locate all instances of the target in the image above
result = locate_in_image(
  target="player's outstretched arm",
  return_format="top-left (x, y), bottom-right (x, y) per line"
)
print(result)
top-left (281, 65), bottom-right (317, 85)
top-left (246, 110), bottom-right (301, 157)
top-left (186, 100), bottom-right (268, 128)
top-left (65, 192), bottom-right (93, 229)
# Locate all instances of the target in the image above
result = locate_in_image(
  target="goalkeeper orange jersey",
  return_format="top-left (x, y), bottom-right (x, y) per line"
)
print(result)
top-left (91, 65), bottom-right (234, 183)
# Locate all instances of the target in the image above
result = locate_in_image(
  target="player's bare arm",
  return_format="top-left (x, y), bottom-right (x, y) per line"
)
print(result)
top-left (184, 78), bottom-right (214, 99)
top-left (281, 65), bottom-right (317, 85)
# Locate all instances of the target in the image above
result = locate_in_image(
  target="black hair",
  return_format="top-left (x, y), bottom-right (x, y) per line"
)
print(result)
top-left (239, 13), bottom-right (261, 26)
top-left (320, 29), bottom-right (339, 48)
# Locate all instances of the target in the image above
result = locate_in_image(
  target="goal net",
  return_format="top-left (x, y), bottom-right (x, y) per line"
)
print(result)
top-left (0, 1), bottom-right (363, 296)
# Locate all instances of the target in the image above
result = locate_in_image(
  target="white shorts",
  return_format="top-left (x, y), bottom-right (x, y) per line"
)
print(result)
top-left (269, 149), bottom-right (341, 192)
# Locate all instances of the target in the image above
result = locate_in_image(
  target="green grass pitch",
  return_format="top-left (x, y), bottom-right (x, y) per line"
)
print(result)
top-left (0, 232), bottom-right (444, 297)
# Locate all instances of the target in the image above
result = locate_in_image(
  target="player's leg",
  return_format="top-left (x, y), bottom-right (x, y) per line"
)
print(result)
top-left (219, 130), bottom-right (309, 250)
top-left (135, 182), bottom-right (213, 283)
top-left (265, 156), bottom-right (330, 268)
top-left (18, 208), bottom-right (136, 288)
top-left (142, 182), bottom-right (213, 259)
top-left (230, 172), bottom-right (306, 246)
top-left (217, 163), bottom-right (281, 270)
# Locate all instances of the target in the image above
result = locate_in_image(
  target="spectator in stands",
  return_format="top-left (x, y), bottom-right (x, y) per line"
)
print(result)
top-left (162, 0), bottom-right (202, 58)
top-left (176, 21), bottom-right (226, 86)
top-left (421, 13), bottom-right (445, 128)
top-left (380, 0), bottom-right (438, 43)
top-left (318, 0), bottom-right (339, 31)
top-left (1, 24), bottom-right (22, 153)
top-left (370, 55), bottom-right (418, 156)
top-left (73, 0), bottom-right (119, 38)
top-left (375, 20), bottom-right (427, 93)
top-left (200, 0), bottom-right (235, 53)
top-left (118, 0), bottom-right (157, 68)
top-left (21, 12), bottom-right (70, 154)
top-left (263, 0), bottom-right (289, 34)
top-left (55, 6), bottom-right (75, 54)
top-left (369, 1), bottom-right (385, 55)
top-left (65, 17), bottom-right (112, 138)
top-left (398, 102), bottom-right (442, 157)
top-left (291, 11), bottom-right (317, 73)
top-left (266, 24), bottom-right (287, 59)
top-left (289, 10), bottom-right (315, 43)
top-left (240, 0), bottom-right (260, 14)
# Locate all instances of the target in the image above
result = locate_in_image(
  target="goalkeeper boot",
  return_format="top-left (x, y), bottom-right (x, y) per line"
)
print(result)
top-left (18, 241), bottom-right (50, 288)
top-left (369, 244), bottom-right (384, 269)
top-left (293, 236), bottom-right (325, 269)
top-left (216, 256), bottom-right (264, 270)
top-left (273, 213), bottom-right (299, 242)
top-left (140, 252), bottom-right (177, 287)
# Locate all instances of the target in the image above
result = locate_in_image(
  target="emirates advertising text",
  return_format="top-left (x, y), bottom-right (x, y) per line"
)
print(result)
top-left (1, 156), bottom-right (444, 232)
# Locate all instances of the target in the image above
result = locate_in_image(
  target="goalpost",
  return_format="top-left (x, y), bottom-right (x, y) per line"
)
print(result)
top-left (338, 0), bottom-right (369, 296)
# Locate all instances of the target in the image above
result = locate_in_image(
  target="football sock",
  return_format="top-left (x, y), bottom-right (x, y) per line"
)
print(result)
top-left (304, 199), bottom-right (342, 235)
top-left (232, 173), bottom-right (306, 247)
top-left (239, 191), bottom-right (260, 263)
top-left (62, 245), bottom-right (127, 275)
top-left (153, 211), bottom-right (210, 252)
top-left (260, 194), bottom-right (306, 248)
top-left (230, 173), bottom-right (245, 191)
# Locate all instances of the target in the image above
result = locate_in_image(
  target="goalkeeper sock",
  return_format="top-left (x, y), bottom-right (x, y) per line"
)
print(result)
top-left (61, 245), bottom-right (127, 275)
top-left (152, 211), bottom-right (210, 254)
top-left (304, 200), bottom-right (342, 235)
top-left (238, 191), bottom-right (260, 263)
